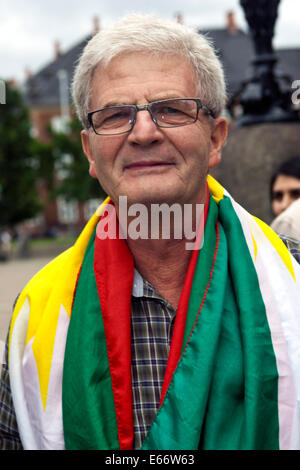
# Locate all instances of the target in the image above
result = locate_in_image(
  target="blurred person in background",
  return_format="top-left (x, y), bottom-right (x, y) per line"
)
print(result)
top-left (270, 156), bottom-right (300, 262)
top-left (270, 156), bottom-right (300, 218)
top-left (0, 229), bottom-right (12, 261)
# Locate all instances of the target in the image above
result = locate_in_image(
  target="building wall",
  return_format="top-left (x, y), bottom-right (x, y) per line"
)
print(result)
top-left (30, 106), bottom-right (61, 141)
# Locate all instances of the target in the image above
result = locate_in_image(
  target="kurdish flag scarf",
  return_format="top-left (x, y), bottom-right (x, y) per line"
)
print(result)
top-left (8, 175), bottom-right (300, 450)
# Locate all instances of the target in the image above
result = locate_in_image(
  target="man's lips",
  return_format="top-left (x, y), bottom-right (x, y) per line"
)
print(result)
top-left (124, 161), bottom-right (175, 171)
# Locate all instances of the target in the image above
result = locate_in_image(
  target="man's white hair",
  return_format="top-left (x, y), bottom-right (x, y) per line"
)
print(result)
top-left (72, 13), bottom-right (227, 128)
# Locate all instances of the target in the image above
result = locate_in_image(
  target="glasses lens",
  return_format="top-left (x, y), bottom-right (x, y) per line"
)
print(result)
top-left (92, 106), bottom-right (134, 134)
top-left (151, 99), bottom-right (197, 127)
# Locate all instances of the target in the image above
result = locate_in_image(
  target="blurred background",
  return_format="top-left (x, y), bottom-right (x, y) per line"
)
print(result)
top-left (0, 0), bottom-right (300, 344)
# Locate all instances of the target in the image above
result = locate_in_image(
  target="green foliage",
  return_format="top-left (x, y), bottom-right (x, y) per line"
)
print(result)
top-left (0, 82), bottom-right (41, 227)
top-left (0, 83), bottom-right (105, 230)
top-left (30, 138), bottom-right (56, 192)
top-left (37, 117), bottom-right (106, 202)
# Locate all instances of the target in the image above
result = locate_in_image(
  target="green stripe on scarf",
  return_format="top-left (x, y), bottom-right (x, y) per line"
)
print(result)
top-left (62, 231), bottom-right (119, 450)
top-left (142, 195), bottom-right (279, 450)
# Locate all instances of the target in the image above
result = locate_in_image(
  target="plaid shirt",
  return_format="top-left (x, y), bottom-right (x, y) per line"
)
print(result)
top-left (279, 234), bottom-right (300, 264)
top-left (131, 269), bottom-right (176, 449)
top-left (0, 335), bottom-right (22, 450)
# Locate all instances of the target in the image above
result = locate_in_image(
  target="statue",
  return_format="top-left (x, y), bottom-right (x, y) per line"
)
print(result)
top-left (232, 0), bottom-right (299, 125)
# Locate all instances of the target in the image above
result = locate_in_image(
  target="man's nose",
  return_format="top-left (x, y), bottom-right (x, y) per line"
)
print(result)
top-left (127, 109), bottom-right (164, 146)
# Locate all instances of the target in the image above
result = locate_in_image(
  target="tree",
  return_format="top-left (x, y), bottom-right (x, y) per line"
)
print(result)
top-left (54, 117), bottom-right (106, 202)
top-left (0, 82), bottom-right (41, 227)
top-left (35, 117), bottom-right (106, 203)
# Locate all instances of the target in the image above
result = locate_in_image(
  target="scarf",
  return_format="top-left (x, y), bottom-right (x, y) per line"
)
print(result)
top-left (8, 176), bottom-right (300, 450)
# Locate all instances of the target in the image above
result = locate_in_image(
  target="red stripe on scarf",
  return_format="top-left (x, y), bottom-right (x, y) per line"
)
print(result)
top-left (182, 221), bottom-right (220, 356)
top-left (94, 203), bottom-right (134, 450)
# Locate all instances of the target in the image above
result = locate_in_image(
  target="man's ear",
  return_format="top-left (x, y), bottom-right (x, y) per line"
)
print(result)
top-left (208, 117), bottom-right (228, 169)
top-left (81, 129), bottom-right (98, 179)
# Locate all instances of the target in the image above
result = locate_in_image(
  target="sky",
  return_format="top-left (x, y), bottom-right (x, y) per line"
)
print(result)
top-left (0, 0), bottom-right (299, 82)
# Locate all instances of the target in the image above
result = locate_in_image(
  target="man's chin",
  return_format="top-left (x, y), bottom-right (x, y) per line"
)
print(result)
top-left (121, 188), bottom-right (181, 207)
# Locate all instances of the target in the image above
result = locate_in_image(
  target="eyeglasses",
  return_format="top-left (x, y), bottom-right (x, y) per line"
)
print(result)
top-left (87, 98), bottom-right (214, 136)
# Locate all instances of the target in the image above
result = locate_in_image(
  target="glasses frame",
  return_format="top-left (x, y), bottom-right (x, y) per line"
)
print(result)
top-left (87, 98), bottom-right (215, 136)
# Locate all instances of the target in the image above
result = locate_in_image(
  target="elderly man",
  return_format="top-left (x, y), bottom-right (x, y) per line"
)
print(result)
top-left (1, 14), bottom-right (300, 451)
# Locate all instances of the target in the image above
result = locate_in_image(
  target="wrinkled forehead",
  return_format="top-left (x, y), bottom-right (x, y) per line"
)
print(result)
top-left (92, 50), bottom-right (197, 87)
top-left (89, 51), bottom-right (198, 108)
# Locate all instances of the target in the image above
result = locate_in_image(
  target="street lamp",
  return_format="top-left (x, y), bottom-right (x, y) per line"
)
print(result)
top-left (233, 0), bottom-right (299, 126)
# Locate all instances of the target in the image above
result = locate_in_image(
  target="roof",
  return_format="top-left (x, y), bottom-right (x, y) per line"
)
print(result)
top-left (24, 27), bottom-right (300, 109)
top-left (199, 28), bottom-right (254, 97)
top-left (24, 35), bottom-right (92, 108)
top-left (199, 27), bottom-right (300, 100)
top-left (276, 48), bottom-right (300, 83)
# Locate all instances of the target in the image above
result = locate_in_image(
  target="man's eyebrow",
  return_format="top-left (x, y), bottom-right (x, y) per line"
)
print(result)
top-left (98, 100), bottom-right (132, 108)
top-left (98, 93), bottom-right (186, 109)
top-left (151, 93), bottom-right (185, 101)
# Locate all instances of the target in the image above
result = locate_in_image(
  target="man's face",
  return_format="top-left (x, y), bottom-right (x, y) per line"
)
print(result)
top-left (81, 52), bottom-right (227, 208)
top-left (272, 174), bottom-right (300, 216)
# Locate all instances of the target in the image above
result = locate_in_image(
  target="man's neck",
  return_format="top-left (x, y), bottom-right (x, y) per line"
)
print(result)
top-left (115, 185), bottom-right (209, 309)
top-left (127, 237), bottom-right (192, 309)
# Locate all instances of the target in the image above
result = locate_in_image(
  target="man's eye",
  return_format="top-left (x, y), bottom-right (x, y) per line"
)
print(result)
top-left (162, 106), bottom-right (181, 114)
top-left (105, 111), bottom-right (128, 121)
top-left (100, 110), bottom-right (130, 128)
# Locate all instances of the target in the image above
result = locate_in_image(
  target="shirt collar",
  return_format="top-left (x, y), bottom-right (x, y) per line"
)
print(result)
top-left (132, 268), bottom-right (144, 297)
